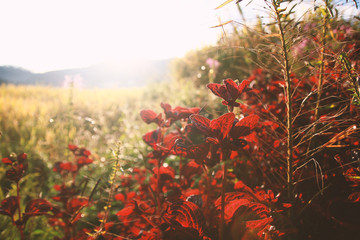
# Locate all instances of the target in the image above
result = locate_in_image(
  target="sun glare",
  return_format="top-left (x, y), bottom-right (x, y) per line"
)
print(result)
top-left (0, 0), bottom-right (225, 73)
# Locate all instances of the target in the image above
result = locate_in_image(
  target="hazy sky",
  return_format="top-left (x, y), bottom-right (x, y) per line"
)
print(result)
top-left (1, 0), bottom-right (358, 73)
top-left (0, 0), bottom-right (239, 73)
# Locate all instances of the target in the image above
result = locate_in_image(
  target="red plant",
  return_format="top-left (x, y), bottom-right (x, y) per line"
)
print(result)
top-left (123, 91), bottom-right (283, 240)
top-left (1, 32), bottom-right (359, 239)
top-left (49, 144), bottom-right (94, 240)
top-left (1, 153), bottom-right (53, 240)
top-left (207, 79), bottom-right (250, 112)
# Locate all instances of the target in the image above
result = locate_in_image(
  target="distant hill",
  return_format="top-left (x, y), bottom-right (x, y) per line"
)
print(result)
top-left (0, 59), bottom-right (172, 88)
top-left (0, 66), bottom-right (33, 85)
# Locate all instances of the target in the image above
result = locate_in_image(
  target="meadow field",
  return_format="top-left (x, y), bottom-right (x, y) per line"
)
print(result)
top-left (0, 81), bottom-right (211, 166)
top-left (0, 81), bottom-right (211, 239)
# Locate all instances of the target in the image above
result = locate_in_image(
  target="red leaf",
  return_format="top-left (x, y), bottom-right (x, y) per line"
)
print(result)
top-left (162, 132), bottom-right (181, 151)
top-left (173, 106), bottom-right (201, 120)
top-left (222, 198), bottom-right (251, 223)
top-left (0, 196), bottom-right (18, 218)
top-left (127, 191), bottom-right (137, 200)
top-left (207, 79), bottom-right (249, 108)
top-left (231, 115), bottom-right (259, 138)
top-left (215, 192), bottom-right (271, 226)
top-left (67, 196), bottom-right (89, 214)
top-left (234, 181), bottom-right (256, 196)
top-left (1, 157), bottom-right (13, 165)
top-left (17, 153), bottom-right (27, 163)
top-left (77, 156), bottom-right (93, 167)
top-left (116, 206), bottom-right (134, 217)
top-left (181, 160), bottom-right (202, 180)
top-left (210, 112), bottom-right (235, 140)
top-left (262, 120), bottom-right (279, 130)
top-left (5, 163), bottom-right (27, 182)
top-left (60, 162), bottom-right (73, 171)
top-left (244, 217), bottom-right (273, 238)
top-left (53, 184), bottom-right (62, 191)
top-left (164, 200), bottom-right (206, 234)
top-left (68, 144), bottom-right (78, 151)
top-left (224, 79), bottom-right (240, 100)
top-left (190, 113), bottom-right (235, 141)
top-left (348, 192), bottom-right (360, 203)
top-left (143, 129), bottom-right (162, 149)
top-left (161, 103), bottom-right (200, 123)
top-left (140, 109), bottom-right (157, 122)
top-left (174, 139), bottom-right (209, 161)
top-left (114, 193), bottom-right (125, 202)
top-left (140, 109), bottom-right (163, 126)
top-left (273, 140), bottom-right (281, 148)
top-left (129, 226), bottom-right (141, 236)
top-left (190, 114), bottom-right (211, 135)
top-left (207, 83), bottom-right (229, 100)
top-left (153, 166), bottom-right (175, 180)
top-left (161, 102), bottom-right (172, 113)
top-left (282, 203), bottom-right (292, 208)
top-left (23, 199), bottom-right (52, 222)
top-left (238, 79), bottom-right (251, 94)
top-left (205, 137), bottom-right (219, 145)
top-left (81, 149), bottom-right (91, 157)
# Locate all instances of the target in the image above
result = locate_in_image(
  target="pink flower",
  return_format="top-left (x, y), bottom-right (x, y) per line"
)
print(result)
top-left (63, 74), bottom-right (83, 88)
top-left (206, 58), bottom-right (220, 69)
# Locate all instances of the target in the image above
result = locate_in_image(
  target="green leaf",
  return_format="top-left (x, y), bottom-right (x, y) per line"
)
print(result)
top-left (31, 229), bottom-right (45, 235)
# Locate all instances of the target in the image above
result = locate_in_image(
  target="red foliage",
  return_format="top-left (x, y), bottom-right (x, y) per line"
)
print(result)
top-left (162, 200), bottom-right (209, 239)
top-left (207, 79), bottom-right (250, 111)
top-left (2, 33), bottom-right (360, 239)
top-left (23, 199), bottom-right (53, 223)
top-left (2, 153), bottom-right (28, 182)
top-left (190, 113), bottom-right (235, 141)
top-left (140, 109), bottom-right (164, 126)
top-left (0, 197), bottom-right (18, 218)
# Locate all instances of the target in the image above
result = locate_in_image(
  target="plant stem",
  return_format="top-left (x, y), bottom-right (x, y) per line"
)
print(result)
top-left (219, 160), bottom-right (227, 240)
top-left (16, 182), bottom-right (22, 224)
top-left (156, 159), bottom-right (161, 214)
top-left (66, 80), bottom-right (74, 162)
top-left (93, 144), bottom-right (121, 239)
top-left (314, 2), bottom-right (329, 124)
top-left (339, 53), bottom-right (360, 102)
top-left (16, 181), bottom-right (25, 240)
top-left (219, 146), bottom-right (231, 240)
top-left (272, 0), bottom-right (294, 204)
top-left (201, 164), bottom-right (211, 222)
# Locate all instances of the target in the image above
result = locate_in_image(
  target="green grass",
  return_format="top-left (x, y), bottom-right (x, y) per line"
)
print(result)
top-left (0, 84), bottom-right (144, 160)
top-left (0, 80), bottom-right (213, 239)
top-left (0, 81), bottom-right (211, 181)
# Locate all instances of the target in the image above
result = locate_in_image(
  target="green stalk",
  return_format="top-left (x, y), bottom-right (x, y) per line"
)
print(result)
top-left (272, 0), bottom-right (294, 204)
top-left (314, 1), bottom-right (329, 124)
top-left (339, 53), bottom-right (360, 102)
top-left (16, 181), bottom-right (25, 240)
top-left (92, 143), bottom-right (121, 239)
top-left (66, 80), bottom-right (74, 162)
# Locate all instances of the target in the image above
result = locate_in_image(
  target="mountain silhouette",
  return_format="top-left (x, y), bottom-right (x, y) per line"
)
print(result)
top-left (0, 59), bottom-right (172, 88)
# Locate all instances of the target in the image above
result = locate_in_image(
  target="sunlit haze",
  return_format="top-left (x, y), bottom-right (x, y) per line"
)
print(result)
top-left (0, 0), bottom-right (234, 73)
top-left (1, 0), bottom-right (358, 73)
